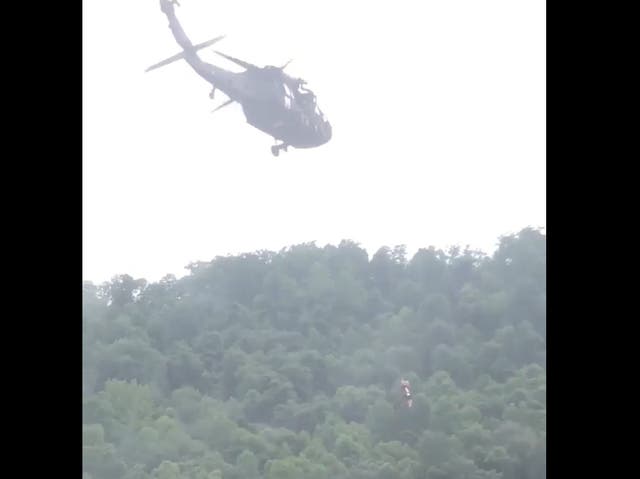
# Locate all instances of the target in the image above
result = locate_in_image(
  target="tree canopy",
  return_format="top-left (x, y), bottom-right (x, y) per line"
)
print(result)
top-left (83, 227), bottom-right (546, 479)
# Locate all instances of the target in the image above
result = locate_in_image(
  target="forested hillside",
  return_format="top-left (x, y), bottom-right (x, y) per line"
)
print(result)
top-left (82, 227), bottom-right (546, 479)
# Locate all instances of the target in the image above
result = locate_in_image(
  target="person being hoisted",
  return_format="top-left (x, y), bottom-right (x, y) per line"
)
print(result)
top-left (400, 379), bottom-right (413, 408)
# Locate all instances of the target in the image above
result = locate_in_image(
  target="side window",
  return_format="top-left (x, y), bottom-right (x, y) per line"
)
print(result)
top-left (283, 84), bottom-right (293, 109)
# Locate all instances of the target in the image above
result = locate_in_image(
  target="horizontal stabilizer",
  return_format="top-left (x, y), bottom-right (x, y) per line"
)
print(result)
top-left (146, 35), bottom-right (226, 72)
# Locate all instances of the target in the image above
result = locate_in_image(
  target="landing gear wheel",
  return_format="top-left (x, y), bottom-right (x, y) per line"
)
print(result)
top-left (271, 145), bottom-right (280, 157)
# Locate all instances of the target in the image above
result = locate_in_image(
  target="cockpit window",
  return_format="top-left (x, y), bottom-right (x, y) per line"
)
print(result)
top-left (283, 83), bottom-right (294, 98)
top-left (282, 83), bottom-right (294, 109)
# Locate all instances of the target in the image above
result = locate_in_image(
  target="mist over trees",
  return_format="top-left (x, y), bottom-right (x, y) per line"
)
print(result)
top-left (83, 227), bottom-right (546, 479)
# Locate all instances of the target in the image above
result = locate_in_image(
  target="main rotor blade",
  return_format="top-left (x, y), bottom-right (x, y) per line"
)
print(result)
top-left (214, 51), bottom-right (258, 70)
top-left (146, 35), bottom-right (226, 72)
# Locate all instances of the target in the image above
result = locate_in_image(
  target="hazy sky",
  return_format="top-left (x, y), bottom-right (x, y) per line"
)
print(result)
top-left (83, 0), bottom-right (545, 284)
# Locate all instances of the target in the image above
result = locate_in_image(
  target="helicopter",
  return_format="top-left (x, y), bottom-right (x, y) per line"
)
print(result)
top-left (147, 0), bottom-right (332, 156)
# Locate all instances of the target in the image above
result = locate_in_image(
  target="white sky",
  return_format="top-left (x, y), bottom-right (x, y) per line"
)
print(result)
top-left (83, 0), bottom-right (545, 284)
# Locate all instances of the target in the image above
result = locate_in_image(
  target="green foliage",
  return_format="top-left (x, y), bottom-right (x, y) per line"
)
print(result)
top-left (83, 229), bottom-right (546, 478)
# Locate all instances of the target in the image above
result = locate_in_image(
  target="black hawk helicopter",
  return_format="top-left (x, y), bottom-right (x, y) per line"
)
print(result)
top-left (147, 0), bottom-right (332, 156)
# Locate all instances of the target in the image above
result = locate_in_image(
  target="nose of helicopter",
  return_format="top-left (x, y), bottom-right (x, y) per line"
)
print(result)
top-left (323, 121), bottom-right (332, 144)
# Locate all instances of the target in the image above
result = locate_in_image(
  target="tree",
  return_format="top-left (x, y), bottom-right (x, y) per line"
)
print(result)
top-left (152, 461), bottom-right (181, 479)
top-left (235, 450), bottom-right (260, 479)
top-left (105, 274), bottom-right (147, 309)
top-left (83, 424), bottom-right (126, 478)
top-left (82, 229), bottom-right (546, 478)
